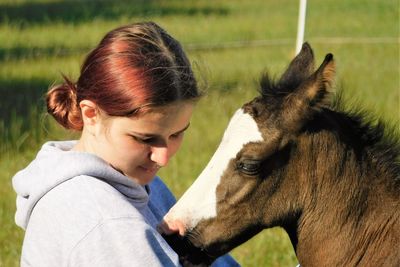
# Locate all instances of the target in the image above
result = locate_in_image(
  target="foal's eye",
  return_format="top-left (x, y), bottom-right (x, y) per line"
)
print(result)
top-left (237, 160), bottom-right (261, 176)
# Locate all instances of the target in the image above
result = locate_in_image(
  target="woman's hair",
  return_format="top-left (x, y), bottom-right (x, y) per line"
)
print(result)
top-left (46, 21), bottom-right (200, 131)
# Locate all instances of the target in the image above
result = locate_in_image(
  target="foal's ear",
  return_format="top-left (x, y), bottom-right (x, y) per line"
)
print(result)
top-left (282, 53), bottom-right (335, 132)
top-left (304, 53), bottom-right (335, 109)
top-left (278, 42), bottom-right (315, 89)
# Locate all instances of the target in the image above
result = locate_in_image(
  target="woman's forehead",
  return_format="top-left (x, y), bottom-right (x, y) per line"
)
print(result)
top-left (115, 102), bottom-right (194, 133)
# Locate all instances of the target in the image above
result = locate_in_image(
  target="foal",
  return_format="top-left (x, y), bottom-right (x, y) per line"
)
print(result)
top-left (160, 43), bottom-right (400, 266)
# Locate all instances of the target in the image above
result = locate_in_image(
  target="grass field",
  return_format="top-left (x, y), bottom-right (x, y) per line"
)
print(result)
top-left (0, 0), bottom-right (399, 266)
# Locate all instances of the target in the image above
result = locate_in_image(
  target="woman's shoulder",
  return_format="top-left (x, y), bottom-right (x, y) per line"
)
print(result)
top-left (31, 175), bottom-right (147, 229)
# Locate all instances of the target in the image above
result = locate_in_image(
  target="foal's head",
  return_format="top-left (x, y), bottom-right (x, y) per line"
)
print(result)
top-left (161, 43), bottom-right (336, 264)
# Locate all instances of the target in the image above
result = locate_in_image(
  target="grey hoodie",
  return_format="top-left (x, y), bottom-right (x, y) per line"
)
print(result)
top-left (13, 141), bottom-right (238, 267)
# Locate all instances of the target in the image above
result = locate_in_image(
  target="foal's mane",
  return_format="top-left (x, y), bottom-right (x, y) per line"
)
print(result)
top-left (259, 71), bottom-right (296, 100)
top-left (328, 93), bottom-right (400, 182)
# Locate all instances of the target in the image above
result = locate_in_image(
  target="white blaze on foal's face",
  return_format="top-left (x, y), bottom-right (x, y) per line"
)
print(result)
top-left (163, 108), bottom-right (263, 233)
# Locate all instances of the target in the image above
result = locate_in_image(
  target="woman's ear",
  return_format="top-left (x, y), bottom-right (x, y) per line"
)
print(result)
top-left (79, 100), bottom-right (99, 134)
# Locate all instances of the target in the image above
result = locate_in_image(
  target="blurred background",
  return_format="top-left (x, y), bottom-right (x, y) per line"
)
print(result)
top-left (1, 0), bottom-right (398, 266)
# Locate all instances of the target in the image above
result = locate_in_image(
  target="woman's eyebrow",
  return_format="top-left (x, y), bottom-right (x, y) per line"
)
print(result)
top-left (174, 123), bottom-right (190, 135)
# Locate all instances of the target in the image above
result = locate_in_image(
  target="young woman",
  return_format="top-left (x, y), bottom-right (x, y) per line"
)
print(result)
top-left (12, 22), bottom-right (238, 266)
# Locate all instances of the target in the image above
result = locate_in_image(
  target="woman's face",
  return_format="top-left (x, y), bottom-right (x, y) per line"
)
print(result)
top-left (92, 102), bottom-right (194, 185)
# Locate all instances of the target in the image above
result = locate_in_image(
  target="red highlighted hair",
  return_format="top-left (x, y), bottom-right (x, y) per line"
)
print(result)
top-left (47, 22), bottom-right (200, 130)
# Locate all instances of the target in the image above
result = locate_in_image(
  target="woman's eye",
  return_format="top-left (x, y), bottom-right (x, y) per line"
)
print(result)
top-left (142, 138), bottom-right (154, 144)
top-left (171, 132), bottom-right (184, 139)
top-left (131, 131), bottom-right (184, 145)
top-left (132, 136), bottom-right (155, 144)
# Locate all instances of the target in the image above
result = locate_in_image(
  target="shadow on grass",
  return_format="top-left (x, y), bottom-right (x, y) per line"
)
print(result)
top-left (0, 79), bottom-right (50, 145)
top-left (1, 0), bottom-right (229, 61)
top-left (0, 77), bottom-right (49, 123)
top-left (0, 0), bottom-right (229, 25)
top-left (0, 46), bottom-right (89, 61)
top-left (0, 77), bottom-right (80, 153)
top-left (0, 78), bottom-right (50, 150)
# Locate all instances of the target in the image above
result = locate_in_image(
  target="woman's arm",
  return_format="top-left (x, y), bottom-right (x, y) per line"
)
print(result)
top-left (69, 217), bottom-right (181, 267)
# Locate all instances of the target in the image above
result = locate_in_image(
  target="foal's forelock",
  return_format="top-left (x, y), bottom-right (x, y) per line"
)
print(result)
top-left (163, 108), bottom-right (263, 231)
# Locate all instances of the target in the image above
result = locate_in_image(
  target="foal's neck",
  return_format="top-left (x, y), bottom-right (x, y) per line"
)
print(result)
top-left (293, 136), bottom-right (400, 266)
top-left (295, 199), bottom-right (399, 266)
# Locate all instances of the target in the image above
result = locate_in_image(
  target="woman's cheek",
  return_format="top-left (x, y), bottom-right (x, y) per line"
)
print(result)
top-left (170, 136), bottom-right (184, 158)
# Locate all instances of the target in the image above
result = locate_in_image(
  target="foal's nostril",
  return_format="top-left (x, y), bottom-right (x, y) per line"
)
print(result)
top-left (174, 219), bottom-right (186, 236)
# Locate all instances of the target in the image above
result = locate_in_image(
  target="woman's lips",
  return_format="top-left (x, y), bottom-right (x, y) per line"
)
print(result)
top-left (139, 165), bottom-right (160, 173)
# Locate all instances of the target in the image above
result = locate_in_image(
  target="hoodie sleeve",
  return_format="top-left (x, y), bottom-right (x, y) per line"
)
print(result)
top-left (68, 217), bottom-right (181, 267)
top-left (212, 254), bottom-right (241, 267)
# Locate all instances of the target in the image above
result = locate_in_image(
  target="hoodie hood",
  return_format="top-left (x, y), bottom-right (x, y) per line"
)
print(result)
top-left (12, 140), bottom-right (149, 229)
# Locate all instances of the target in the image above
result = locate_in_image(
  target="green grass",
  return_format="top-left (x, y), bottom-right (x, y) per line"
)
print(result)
top-left (1, 0), bottom-right (399, 266)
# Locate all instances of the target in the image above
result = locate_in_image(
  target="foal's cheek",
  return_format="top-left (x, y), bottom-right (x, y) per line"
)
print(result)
top-left (215, 177), bottom-right (229, 201)
top-left (215, 163), bottom-right (244, 200)
top-left (218, 173), bottom-right (259, 207)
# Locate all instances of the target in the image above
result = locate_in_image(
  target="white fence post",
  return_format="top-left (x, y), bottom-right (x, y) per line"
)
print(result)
top-left (295, 0), bottom-right (307, 54)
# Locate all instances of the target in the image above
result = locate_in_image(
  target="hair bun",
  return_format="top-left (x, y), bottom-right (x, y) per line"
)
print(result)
top-left (46, 76), bottom-right (83, 130)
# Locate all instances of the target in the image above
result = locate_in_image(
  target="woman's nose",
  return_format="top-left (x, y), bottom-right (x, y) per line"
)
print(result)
top-left (150, 146), bottom-right (169, 167)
